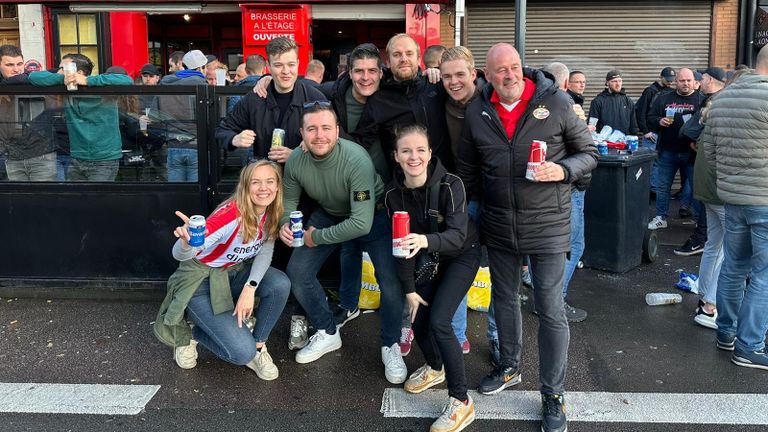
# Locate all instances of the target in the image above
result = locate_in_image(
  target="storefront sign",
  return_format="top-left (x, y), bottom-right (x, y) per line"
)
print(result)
top-left (242, 7), bottom-right (308, 45)
top-left (755, 7), bottom-right (768, 49)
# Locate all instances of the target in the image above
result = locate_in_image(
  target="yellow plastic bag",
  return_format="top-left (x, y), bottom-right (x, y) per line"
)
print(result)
top-left (467, 266), bottom-right (492, 311)
top-left (358, 252), bottom-right (381, 310)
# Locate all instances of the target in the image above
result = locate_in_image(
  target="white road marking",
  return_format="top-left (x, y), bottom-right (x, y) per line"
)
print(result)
top-left (0, 383), bottom-right (160, 415)
top-left (381, 388), bottom-right (768, 424)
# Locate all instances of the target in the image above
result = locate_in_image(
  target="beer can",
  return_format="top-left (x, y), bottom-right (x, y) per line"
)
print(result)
top-left (290, 211), bottom-right (304, 247)
top-left (271, 128), bottom-right (286, 149)
top-left (188, 215), bottom-right (206, 248)
top-left (597, 142), bottom-right (609, 155)
top-left (525, 140), bottom-right (547, 182)
top-left (392, 211), bottom-right (410, 258)
top-left (627, 135), bottom-right (639, 151)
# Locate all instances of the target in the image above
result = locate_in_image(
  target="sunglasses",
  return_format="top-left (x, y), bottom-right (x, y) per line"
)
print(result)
top-left (302, 100), bottom-right (332, 110)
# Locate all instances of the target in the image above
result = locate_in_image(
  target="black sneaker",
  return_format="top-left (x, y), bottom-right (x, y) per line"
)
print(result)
top-left (732, 349), bottom-right (768, 371)
top-left (333, 306), bottom-right (360, 328)
top-left (489, 339), bottom-right (501, 368)
top-left (563, 302), bottom-right (587, 323)
top-left (674, 238), bottom-right (704, 256)
top-left (679, 206), bottom-right (692, 218)
top-left (478, 366), bottom-right (522, 395)
top-left (541, 393), bottom-right (567, 432)
top-left (716, 333), bottom-right (736, 351)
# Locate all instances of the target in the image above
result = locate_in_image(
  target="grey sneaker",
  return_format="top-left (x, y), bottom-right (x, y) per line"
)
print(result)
top-left (716, 334), bottom-right (736, 351)
top-left (174, 339), bottom-right (198, 369)
top-left (288, 315), bottom-right (308, 351)
top-left (563, 302), bottom-right (587, 323)
top-left (245, 345), bottom-right (279, 380)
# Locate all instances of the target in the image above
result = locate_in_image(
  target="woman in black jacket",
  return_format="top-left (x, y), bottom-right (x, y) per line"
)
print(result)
top-left (384, 124), bottom-right (480, 432)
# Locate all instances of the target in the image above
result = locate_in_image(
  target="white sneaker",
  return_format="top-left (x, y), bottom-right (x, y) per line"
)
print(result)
top-left (246, 345), bottom-right (279, 381)
top-left (382, 343), bottom-right (408, 384)
top-left (430, 395), bottom-right (475, 432)
top-left (288, 315), bottom-right (309, 351)
top-left (648, 216), bottom-right (668, 230)
top-left (295, 329), bottom-right (342, 364)
top-left (174, 339), bottom-right (198, 369)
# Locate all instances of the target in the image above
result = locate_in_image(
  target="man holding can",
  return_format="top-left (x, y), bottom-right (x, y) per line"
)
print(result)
top-left (278, 102), bottom-right (407, 384)
top-left (457, 43), bottom-right (596, 432)
top-left (216, 37), bottom-right (326, 164)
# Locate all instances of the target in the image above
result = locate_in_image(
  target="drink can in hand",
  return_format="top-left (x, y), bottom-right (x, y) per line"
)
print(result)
top-left (525, 140), bottom-right (547, 181)
top-left (271, 128), bottom-right (286, 148)
top-left (290, 211), bottom-right (304, 247)
top-left (392, 211), bottom-right (410, 257)
top-left (188, 215), bottom-right (206, 248)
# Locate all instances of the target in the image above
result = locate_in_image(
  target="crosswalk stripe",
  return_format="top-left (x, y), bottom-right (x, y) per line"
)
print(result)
top-left (381, 388), bottom-right (768, 424)
top-left (0, 383), bottom-right (161, 415)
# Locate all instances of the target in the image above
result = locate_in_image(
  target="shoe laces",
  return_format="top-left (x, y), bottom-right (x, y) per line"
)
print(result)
top-left (400, 327), bottom-right (412, 343)
top-left (384, 345), bottom-right (403, 367)
top-left (439, 397), bottom-right (465, 421)
top-left (290, 318), bottom-right (306, 338)
top-left (543, 394), bottom-right (564, 417)
top-left (176, 340), bottom-right (197, 361)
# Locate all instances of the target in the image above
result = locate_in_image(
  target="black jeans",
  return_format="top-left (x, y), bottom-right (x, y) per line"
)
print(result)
top-left (487, 248), bottom-right (570, 394)
top-left (412, 244), bottom-right (481, 401)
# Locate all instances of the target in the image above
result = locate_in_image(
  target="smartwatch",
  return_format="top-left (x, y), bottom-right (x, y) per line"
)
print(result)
top-left (248, 280), bottom-right (258, 288)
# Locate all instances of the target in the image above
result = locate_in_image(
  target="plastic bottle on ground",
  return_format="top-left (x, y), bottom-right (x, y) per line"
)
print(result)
top-left (645, 293), bottom-right (683, 306)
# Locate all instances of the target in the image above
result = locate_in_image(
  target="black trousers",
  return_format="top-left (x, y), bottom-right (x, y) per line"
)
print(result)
top-left (412, 244), bottom-right (481, 401)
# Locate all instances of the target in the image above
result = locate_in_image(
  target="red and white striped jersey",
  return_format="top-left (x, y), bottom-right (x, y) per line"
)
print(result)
top-left (194, 202), bottom-right (267, 268)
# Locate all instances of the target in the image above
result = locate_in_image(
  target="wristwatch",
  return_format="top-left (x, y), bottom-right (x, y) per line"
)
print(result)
top-left (248, 280), bottom-right (258, 288)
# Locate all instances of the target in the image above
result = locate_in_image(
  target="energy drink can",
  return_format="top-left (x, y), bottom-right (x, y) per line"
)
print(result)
top-left (392, 211), bottom-right (410, 258)
top-left (271, 128), bottom-right (286, 148)
top-left (188, 215), bottom-right (206, 248)
top-left (525, 140), bottom-right (547, 181)
top-left (290, 211), bottom-right (304, 247)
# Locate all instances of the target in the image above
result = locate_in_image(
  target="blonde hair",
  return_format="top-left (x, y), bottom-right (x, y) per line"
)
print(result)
top-left (386, 33), bottom-right (420, 58)
top-left (440, 46), bottom-right (475, 70)
top-left (216, 160), bottom-right (284, 243)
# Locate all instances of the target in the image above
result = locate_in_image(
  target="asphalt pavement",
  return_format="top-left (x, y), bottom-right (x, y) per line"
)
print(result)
top-left (1, 199), bottom-right (767, 432)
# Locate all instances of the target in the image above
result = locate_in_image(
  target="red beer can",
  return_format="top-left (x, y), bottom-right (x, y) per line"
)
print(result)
top-left (392, 211), bottom-right (410, 258)
top-left (525, 140), bottom-right (548, 181)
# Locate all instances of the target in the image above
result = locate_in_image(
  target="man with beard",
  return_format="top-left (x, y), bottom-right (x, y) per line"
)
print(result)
top-left (588, 69), bottom-right (638, 135)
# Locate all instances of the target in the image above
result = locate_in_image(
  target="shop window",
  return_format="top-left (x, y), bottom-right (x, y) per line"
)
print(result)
top-left (1, 5), bottom-right (18, 19)
top-left (148, 40), bottom-right (163, 70)
top-left (52, 10), bottom-right (104, 75)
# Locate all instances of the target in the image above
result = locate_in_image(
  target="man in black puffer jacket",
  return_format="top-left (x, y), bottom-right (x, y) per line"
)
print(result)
top-left (457, 43), bottom-right (596, 432)
top-left (588, 69), bottom-right (638, 135)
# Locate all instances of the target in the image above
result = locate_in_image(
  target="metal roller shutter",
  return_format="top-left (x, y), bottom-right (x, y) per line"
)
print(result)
top-left (467, 1), bottom-right (712, 101)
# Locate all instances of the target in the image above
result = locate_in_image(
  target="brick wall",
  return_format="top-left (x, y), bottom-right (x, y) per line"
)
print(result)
top-left (440, 7), bottom-right (456, 48)
top-left (712, 0), bottom-right (739, 69)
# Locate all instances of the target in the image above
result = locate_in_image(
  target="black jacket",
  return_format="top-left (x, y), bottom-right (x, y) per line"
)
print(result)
top-left (566, 89), bottom-right (584, 107)
top-left (215, 80), bottom-right (326, 159)
top-left (353, 69), bottom-right (453, 173)
top-left (588, 88), bottom-right (638, 135)
top-left (384, 158), bottom-right (477, 294)
top-left (648, 90), bottom-right (706, 153)
top-left (635, 82), bottom-right (671, 133)
top-left (324, 73), bottom-right (355, 138)
top-left (457, 68), bottom-right (598, 254)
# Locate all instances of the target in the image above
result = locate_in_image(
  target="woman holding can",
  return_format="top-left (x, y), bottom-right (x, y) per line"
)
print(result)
top-left (153, 160), bottom-right (290, 381)
top-left (383, 125), bottom-right (480, 432)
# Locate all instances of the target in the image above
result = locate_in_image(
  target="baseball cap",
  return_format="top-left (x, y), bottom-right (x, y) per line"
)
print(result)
top-left (104, 65), bottom-right (128, 75)
top-left (605, 69), bottom-right (622, 81)
top-left (660, 67), bottom-right (676, 81)
top-left (693, 71), bottom-right (703, 81)
top-left (205, 54), bottom-right (218, 65)
top-left (140, 63), bottom-right (160, 76)
top-left (698, 67), bottom-right (726, 83)
top-left (182, 50), bottom-right (208, 70)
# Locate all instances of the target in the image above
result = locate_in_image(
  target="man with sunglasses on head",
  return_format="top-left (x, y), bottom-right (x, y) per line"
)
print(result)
top-left (216, 37), bottom-right (326, 164)
top-left (279, 102), bottom-right (407, 385)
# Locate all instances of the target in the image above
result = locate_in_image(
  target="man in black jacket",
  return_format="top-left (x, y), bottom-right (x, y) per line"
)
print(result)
top-left (588, 69), bottom-right (638, 135)
top-left (636, 67), bottom-right (675, 136)
top-left (458, 43), bottom-right (596, 432)
top-left (566, 70), bottom-right (586, 107)
top-left (216, 37), bottom-right (326, 164)
top-left (354, 33), bottom-right (453, 172)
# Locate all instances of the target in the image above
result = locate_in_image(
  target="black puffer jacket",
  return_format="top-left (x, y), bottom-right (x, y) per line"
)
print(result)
top-left (215, 79), bottom-right (326, 159)
top-left (588, 88), bottom-right (638, 134)
top-left (353, 69), bottom-right (453, 172)
top-left (384, 158), bottom-right (477, 294)
top-left (635, 81), bottom-right (670, 133)
top-left (457, 68), bottom-right (597, 254)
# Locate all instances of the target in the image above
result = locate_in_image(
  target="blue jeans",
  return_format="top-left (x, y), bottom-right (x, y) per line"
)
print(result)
top-left (716, 204), bottom-right (768, 353)
top-left (451, 295), bottom-right (468, 343)
top-left (186, 266), bottom-right (290, 365)
top-left (339, 242), bottom-right (363, 311)
top-left (698, 204), bottom-right (725, 305)
top-left (167, 147), bottom-right (198, 182)
top-left (563, 190), bottom-right (586, 297)
top-left (287, 208), bottom-right (404, 347)
top-left (56, 154), bottom-right (71, 181)
top-left (655, 150), bottom-right (693, 219)
top-left (67, 158), bottom-right (119, 182)
top-left (5, 152), bottom-right (57, 181)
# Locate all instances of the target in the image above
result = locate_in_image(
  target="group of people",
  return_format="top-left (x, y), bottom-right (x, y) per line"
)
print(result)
top-left (154, 34), bottom-right (598, 432)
